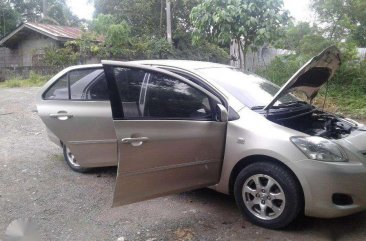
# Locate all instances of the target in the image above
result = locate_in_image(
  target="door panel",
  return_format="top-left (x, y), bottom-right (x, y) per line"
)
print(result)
top-left (38, 68), bottom-right (118, 167)
top-left (113, 120), bottom-right (226, 206)
top-left (113, 117), bottom-right (226, 206)
top-left (103, 61), bottom-right (227, 206)
top-left (38, 100), bottom-right (117, 167)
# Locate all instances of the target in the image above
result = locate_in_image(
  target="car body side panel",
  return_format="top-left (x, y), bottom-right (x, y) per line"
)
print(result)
top-left (213, 107), bottom-right (313, 211)
top-left (37, 100), bottom-right (117, 167)
top-left (214, 106), bottom-right (366, 218)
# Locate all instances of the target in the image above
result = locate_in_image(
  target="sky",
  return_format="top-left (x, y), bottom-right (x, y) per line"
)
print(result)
top-left (283, 0), bottom-right (313, 22)
top-left (66, 0), bottom-right (95, 20)
top-left (66, 0), bottom-right (313, 22)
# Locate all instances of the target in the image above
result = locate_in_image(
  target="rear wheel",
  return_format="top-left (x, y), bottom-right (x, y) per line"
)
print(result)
top-left (234, 162), bottom-right (303, 229)
top-left (62, 145), bottom-right (89, 173)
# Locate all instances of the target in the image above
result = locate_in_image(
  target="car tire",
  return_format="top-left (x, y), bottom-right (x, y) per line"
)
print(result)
top-left (62, 145), bottom-right (90, 173)
top-left (234, 161), bottom-right (303, 229)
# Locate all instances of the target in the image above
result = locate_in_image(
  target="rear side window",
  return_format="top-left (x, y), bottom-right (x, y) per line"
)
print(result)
top-left (69, 69), bottom-right (96, 99)
top-left (43, 68), bottom-right (107, 100)
top-left (43, 74), bottom-right (68, 99)
top-left (86, 74), bottom-right (109, 100)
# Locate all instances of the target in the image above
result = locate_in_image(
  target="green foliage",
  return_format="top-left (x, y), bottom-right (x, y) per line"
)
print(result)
top-left (275, 22), bottom-right (322, 51)
top-left (256, 54), bottom-right (306, 86)
top-left (0, 0), bottom-right (81, 37)
top-left (42, 46), bottom-right (80, 67)
top-left (105, 22), bottom-right (131, 48)
top-left (90, 14), bottom-right (118, 34)
top-left (76, 32), bottom-right (103, 57)
top-left (327, 59), bottom-right (366, 118)
top-left (257, 43), bottom-right (366, 118)
top-left (93, 0), bottom-right (203, 38)
top-left (94, 0), bottom-right (165, 37)
top-left (297, 35), bottom-right (333, 57)
top-left (190, 0), bottom-right (289, 69)
top-left (190, 0), bottom-right (289, 46)
top-left (311, 0), bottom-right (366, 46)
top-left (0, 71), bottom-right (49, 88)
top-left (146, 38), bottom-right (173, 59)
top-left (172, 36), bottom-right (229, 63)
top-left (0, 1), bottom-right (20, 38)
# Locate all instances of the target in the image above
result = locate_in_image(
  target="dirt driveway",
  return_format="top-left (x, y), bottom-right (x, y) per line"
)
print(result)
top-left (1, 87), bottom-right (366, 241)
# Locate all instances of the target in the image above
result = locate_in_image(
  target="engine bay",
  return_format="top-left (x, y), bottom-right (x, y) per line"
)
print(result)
top-left (266, 108), bottom-right (357, 139)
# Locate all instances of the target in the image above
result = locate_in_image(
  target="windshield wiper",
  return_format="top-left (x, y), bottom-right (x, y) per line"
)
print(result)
top-left (251, 101), bottom-right (307, 110)
top-left (251, 105), bottom-right (265, 110)
top-left (277, 100), bottom-right (308, 107)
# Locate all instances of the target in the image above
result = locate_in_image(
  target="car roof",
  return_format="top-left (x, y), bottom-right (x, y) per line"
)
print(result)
top-left (67, 60), bottom-right (231, 72)
top-left (130, 59), bottom-right (231, 71)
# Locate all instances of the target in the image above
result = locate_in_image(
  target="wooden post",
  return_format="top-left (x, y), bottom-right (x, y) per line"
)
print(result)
top-left (42, 0), bottom-right (48, 19)
top-left (166, 0), bottom-right (172, 44)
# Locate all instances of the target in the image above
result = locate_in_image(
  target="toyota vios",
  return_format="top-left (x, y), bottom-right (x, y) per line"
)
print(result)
top-left (37, 46), bottom-right (366, 228)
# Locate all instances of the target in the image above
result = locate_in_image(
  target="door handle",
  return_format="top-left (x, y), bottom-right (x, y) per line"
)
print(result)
top-left (121, 137), bottom-right (149, 146)
top-left (49, 113), bottom-right (73, 120)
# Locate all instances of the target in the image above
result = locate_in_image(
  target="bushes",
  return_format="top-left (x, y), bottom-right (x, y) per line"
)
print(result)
top-left (43, 46), bottom-right (80, 67)
top-left (256, 54), bottom-right (306, 86)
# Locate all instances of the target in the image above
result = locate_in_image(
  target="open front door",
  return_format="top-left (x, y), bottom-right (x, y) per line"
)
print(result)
top-left (103, 61), bottom-right (227, 206)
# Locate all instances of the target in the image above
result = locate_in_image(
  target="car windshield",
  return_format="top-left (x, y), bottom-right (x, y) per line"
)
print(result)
top-left (197, 67), bottom-right (299, 108)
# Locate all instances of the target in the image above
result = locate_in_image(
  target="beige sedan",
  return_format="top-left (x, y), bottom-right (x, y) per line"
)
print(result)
top-left (37, 46), bottom-right (366, 229)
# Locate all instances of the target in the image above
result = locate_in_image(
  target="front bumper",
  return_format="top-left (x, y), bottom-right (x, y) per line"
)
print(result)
top-left (296, 158), bottom-right (366, 218)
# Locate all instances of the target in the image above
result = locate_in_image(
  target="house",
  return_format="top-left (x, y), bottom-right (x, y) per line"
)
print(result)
top-left (0, 22), bottom-right (89, 68)
top-left (0, 22), bottom-right (103, 80)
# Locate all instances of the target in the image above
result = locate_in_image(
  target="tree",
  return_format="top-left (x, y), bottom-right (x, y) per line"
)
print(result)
top-left (190, 0), bottom-right (289, 69)
top-left (311, 0), bottom-right (366, 46)
top-left (93, 0), bottom-right (205, 38)
top-left (275, 22), bottom-right (317, 50)
top-left (90, 14), bottom-right (117, 34)
top-left (1, 0), bottom-right (80, 28)
top-left (93, 0), bottom-right (164, 37)
top-left (0, 0), bottom-right (20, 38)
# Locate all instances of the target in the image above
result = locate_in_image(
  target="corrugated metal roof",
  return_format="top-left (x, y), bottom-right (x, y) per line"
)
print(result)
top-left (25, 22), bottom-right (83, 40)
top-left (0, 22), bottom-right (103, 47)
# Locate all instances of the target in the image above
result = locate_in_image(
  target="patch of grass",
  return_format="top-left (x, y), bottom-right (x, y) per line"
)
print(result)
top-left (327, 87), bottom-right (366, 119)
top-left (0, 72), bottom-right (50, 88)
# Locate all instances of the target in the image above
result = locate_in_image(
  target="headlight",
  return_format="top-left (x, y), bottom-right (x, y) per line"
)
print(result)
top-left (290, 136), bottom-right (348, 162)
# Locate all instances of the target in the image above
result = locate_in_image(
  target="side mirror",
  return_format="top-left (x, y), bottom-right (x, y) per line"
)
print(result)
top-left (216, 104), bottom-right (228, 122)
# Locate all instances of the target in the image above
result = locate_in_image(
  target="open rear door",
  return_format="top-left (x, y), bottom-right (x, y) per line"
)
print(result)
top-left (103, 61), bottom-right (227, 206)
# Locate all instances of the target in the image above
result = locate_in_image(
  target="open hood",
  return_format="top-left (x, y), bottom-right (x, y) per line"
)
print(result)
top-left (263, 46), bottom-right (341, 110)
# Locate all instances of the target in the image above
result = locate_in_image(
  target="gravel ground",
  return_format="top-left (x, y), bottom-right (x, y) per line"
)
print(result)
top-left (1, 87), bottom-right (366, 241)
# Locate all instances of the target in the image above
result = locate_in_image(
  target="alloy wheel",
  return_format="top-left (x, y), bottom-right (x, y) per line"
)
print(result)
top-left (242, 174), bottom-right (286, 220)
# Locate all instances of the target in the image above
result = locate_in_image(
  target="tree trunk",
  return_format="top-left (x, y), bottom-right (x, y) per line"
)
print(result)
top-left (238, 39), bottom-right (245, 70)
top-left (230, 39), bottom-right (239, 68)
top-left (159, 0), bottom-right (163, 36)
top-left (166, 0), bottom-right (172, 44)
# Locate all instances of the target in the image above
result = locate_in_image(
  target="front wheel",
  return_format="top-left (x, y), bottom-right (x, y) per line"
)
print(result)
top-left (234, 162), bottom-right (303, 229)
top-left (62, 145), bottom-right (89, 173)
